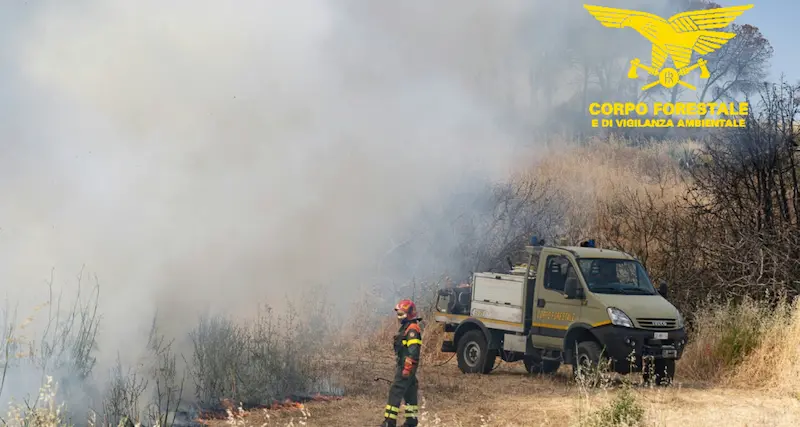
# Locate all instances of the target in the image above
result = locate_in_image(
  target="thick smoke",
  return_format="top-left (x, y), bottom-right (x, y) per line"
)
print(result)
top-left (0, 0), bottom-right (664, 409)
top-left (2, 0), bottom-right (526, 344)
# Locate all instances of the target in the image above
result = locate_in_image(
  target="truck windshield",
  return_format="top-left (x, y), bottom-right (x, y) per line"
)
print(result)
top-left (577, 258), bottom-right (657, 295)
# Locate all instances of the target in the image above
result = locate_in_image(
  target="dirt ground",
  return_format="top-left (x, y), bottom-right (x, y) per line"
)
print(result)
top-left (202, 360), bottom-right (800, 427)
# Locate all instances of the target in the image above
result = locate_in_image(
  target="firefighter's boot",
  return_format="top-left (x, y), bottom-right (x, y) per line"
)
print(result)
top-left (400, 402), bottom-right (419, 426)
top-left (382, 404), bottom-right (399, 427)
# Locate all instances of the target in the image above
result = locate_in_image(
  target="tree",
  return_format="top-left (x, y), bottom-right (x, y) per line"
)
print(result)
top-left (648, 1), bottom-right (772, 112)
top-left (696, 24), bottom-right (773, 112)
top-left (685, 79), bottom-right (800, 299)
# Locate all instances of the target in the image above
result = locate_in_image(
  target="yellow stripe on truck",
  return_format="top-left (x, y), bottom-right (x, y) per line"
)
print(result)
top-left (437, 313), bottom-right (523, 327)
top-left (533, 320), bottom-right (611, 330)
top-left (531, 322), bottom-right (568, 330)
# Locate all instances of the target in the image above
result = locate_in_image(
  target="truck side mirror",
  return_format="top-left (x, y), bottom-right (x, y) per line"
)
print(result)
top-left (658, 280), bottom-right (668, 298)
top-left (564, 278), bottom-right (583, 299)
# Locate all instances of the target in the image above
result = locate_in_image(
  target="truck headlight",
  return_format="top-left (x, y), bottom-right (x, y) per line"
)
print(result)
top-left (607, 307), bottom-right (634, 328)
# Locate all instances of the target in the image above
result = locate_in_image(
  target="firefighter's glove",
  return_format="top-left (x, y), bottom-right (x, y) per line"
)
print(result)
top-left (402, 356), bottom-right (417, 378)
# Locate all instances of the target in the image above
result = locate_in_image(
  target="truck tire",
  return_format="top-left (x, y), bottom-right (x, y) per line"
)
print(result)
top-left (524, 357), bottom-right (561, 375)
top-left (571, 341), bottom-right (608, 387)
top-left (643, 359), bottom-right (675, 386)
top-left (457, 330), bottom-right (495, 374)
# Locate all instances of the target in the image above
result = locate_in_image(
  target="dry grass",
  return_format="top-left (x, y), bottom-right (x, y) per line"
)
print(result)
top-left (10, 360), bottom-right (800, 426)
top-left (4, 376), bottom-right (70, 427)
top-left (202, 362), bottom-right (800, 426)
top-left (533, 137), bottom-right (696, 203)
top-left (515, 137), bottom-right (697, 244)
top-left (679, 296), bottom-right (800, 393)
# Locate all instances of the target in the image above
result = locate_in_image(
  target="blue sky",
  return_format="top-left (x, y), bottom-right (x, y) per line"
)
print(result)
top-left (727, 0), bottom-right (800, 84)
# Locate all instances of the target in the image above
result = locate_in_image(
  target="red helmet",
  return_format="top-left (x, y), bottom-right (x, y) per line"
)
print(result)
top-left (394, 299), bottom-right (418, 321)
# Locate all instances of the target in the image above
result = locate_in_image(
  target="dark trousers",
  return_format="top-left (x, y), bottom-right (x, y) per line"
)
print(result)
top-left (384, 366), bottom-right (419, 425)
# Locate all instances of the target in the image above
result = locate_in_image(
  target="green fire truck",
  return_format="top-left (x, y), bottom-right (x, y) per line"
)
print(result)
top-left (434, 238), bottom-right (687, 385)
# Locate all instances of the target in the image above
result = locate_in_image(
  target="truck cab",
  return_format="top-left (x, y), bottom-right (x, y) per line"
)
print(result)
top-left (434, 239), bottom-right (687, 385)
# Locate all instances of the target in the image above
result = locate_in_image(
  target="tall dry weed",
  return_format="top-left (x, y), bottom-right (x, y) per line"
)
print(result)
top-left (5, 376), bottom-right (70, 427)
top-left (727, 297), bottom-right (800, 392)
top-left (527, 137), bottom-right (694, 244)
top-left (679, 296), bottom-right (800, 391)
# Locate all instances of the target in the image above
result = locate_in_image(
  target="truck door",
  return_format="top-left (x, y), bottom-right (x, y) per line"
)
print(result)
top-left (530, 251), bottom-right (584, 349)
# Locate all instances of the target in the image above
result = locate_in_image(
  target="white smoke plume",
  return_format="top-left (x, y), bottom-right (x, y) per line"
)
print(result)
top-left (0, 0), bottom-right (667, 411)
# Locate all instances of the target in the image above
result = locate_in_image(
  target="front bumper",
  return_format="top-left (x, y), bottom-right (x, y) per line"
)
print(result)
top-left (591, 325), bottom-right (688, 372)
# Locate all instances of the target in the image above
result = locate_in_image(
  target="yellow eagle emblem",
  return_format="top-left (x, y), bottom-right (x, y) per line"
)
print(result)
top-left (583, 4), bottom-right (754, 91)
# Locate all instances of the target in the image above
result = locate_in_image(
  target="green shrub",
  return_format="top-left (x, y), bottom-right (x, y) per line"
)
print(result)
top-left (593, 387), bottom-right (644, 427)
top-left (716, 311), bottom-right (763, 367)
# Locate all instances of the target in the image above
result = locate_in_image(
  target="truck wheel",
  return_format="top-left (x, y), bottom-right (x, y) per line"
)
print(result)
top-left (643, 359), bottom-right (675, 386)
top-left (572, 341), bottom-right (609, 387)
top-left (524, 357), bottom-right (561, 375)
top-left (457, 330), bottom-right (494, 374)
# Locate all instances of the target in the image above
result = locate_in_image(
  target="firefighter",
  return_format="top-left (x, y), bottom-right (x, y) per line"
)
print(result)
top-left (381, 299), bottom-right (422, 427)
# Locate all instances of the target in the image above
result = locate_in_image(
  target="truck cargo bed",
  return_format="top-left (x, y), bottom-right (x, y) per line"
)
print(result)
top-left (471, 272), bottom-right (525, 324)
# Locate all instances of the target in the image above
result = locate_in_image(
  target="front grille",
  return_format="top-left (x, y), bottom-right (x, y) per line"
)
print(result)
top-left (636, 318), bottom-right (677, 329)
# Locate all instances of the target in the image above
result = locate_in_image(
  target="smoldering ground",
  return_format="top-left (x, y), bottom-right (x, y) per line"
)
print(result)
top-left (0, 0), bottom-right (665, 418)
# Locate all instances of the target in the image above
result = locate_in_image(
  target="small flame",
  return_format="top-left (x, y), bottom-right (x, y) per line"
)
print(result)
top-left (195, 393), bottom-right (341, 423)
top-left (269, 399), bottom-right (306, 410)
